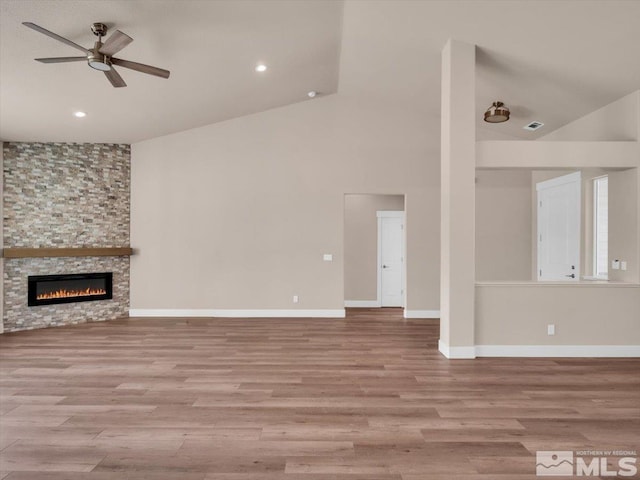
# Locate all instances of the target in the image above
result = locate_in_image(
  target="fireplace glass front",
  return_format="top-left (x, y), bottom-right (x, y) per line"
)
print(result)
top-left (28, 272), bottom-right (113, 307)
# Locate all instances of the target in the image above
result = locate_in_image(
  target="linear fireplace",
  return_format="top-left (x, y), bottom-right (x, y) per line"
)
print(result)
top-left (28, 272), bottom-right (113, 307)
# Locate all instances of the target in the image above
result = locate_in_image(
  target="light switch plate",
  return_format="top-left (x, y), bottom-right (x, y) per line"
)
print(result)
top-left (547, 324), bottom-right (555, 336)
top-left (621, 261), bottom-right (627, 271)
top-left (323, 254), bottom-right (333, 262)
top-left (612, 260), bottom-right (620, 270)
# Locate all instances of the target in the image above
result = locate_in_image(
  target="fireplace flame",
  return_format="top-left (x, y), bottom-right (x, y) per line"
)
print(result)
top-left (36, 287), bottom-right (107, 300)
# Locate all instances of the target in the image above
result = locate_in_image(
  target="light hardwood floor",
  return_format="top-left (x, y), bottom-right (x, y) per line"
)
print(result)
top-left (1, 308), bottom-right (639, 479)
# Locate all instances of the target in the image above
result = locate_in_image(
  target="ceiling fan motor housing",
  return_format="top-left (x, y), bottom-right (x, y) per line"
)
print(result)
top-left (90, 22), bottom-right (108, 37)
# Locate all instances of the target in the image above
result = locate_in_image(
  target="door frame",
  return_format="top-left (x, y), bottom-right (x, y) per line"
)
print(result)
top-left (377, 210), bottom-right (405, 307)
top-left (536, 171), bottom-right (581, 281)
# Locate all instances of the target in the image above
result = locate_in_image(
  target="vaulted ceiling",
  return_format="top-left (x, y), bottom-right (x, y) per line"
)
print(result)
top-left (0, 0), bottom-right (343, 143)
top-left (1, 0), bottom-right (639, 144)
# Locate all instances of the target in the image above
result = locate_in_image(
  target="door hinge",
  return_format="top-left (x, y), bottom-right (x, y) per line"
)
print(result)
top-left (539, 269), bottom-right (542, 276)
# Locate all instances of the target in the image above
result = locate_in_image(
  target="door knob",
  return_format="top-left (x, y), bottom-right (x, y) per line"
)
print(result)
top-left (382, 265), bottom-right (389, 269)
top-left (565, 273), bottom-right (575, 278)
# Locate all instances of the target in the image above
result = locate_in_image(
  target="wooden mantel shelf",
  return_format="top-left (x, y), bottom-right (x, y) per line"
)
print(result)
top-left (1, 247), bottom-right (134, 259)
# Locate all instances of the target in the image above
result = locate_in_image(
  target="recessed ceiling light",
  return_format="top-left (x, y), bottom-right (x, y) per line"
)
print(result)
top-left (255, 64), bottom-right (267, 72)
top-left (74, 111), bottom-right (87, 118)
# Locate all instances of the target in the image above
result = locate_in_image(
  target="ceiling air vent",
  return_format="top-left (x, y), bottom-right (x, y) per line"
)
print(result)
top-left (523, 121), bottom-right (544, 131)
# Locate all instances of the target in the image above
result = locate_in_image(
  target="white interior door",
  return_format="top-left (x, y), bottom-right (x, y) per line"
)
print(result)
top-left (537, 172), bottom-right (581, 281)
top-left (378, 212), bottom-right (404, 306)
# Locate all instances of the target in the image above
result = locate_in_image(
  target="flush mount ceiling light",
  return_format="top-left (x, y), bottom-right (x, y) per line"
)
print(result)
top-left (255, 64), bottom-right (267, 72)
top-left (484, 101), bottom-right (510, 123)
top-left (74, 111), bottom-right (86, 118)
top-left (307, 90), bottom-right (317, 98)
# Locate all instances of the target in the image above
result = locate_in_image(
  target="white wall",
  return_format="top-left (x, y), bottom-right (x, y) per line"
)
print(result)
top-left (131, 95), bottom-right (439, 313)
top-left (344, 194), bottom-right (404, 302)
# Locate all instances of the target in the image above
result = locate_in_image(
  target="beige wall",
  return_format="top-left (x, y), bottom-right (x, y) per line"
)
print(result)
top-left (609, 168), bottom-right (639, 283)
top-left (476, 141), bottom-right (638, 169)
top-left (344, 194), bottom-right (404, 302)
top-left (475, 170), bottom-right (531, 281)
top-left (539, 89), bottom-right (640, 285)
top-left (131, 95), bottom-right (440, 312)
top-left (0, 144), bottom-right (3, 333)
top-left (476, 284), bottom-right (640, 345)
top-left (530, 91), bottom-right (640, 283)
top-left (540, 90), bottom-right (639, 141)
top-left (530, 168), bottom-right (616, 280)
top-left (475, 91), bottom-right (640, 351)
top-left (474, 165), bottom-right (636, 283)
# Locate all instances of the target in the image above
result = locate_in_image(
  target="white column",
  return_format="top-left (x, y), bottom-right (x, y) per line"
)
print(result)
top-left (439, 39), bottom-right (476, 358)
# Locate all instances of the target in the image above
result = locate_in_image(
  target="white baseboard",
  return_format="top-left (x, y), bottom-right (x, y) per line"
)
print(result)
top-left (438, 340), bottom-right (476, 359)
top-left (129, 309), bottom-right (345, 318)
top-left (404, 309), bottom-right (440, 319)
top-left (344, 300), bottom-right (380, 308)
top-left (475, 344), bottom-right (640, 358)
top-left (438, 341), bottom-right (640, 359)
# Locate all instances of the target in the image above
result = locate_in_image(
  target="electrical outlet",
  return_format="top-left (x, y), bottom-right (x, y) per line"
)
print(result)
top-left (547, 324), bottom-right (555, 336)
top-left (292, 295), bottom-right (299, 304)
top-left (612, 260), bottom-right (620, 270)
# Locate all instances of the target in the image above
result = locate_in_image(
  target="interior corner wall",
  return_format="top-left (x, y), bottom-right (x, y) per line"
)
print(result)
top-left (475, 170), bottom-right (532, 281)
top-left (130, 95), bottom-right (440, 313)
top-left (344, 194), bottom-right (404, 302)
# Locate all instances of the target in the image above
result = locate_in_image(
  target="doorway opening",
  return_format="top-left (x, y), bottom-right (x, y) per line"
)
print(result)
top-left (344, 194), bottom-right (405, 308)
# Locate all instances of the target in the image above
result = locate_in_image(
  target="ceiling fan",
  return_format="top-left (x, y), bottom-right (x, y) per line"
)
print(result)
top-left (22, 22), bottom-right (170, 88)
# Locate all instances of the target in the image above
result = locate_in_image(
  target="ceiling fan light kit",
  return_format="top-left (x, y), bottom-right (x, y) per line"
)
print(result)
top-left (22, 21), bottom-right (170, 88)
top-left (484, 101), bottom-right (510, 123)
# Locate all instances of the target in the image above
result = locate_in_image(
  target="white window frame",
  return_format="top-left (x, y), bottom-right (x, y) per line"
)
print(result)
top-left (592, 175), bottom-right (609, 280)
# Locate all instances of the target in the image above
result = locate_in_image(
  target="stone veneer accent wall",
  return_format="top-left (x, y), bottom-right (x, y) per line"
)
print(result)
top-left (2, 142), bottom-right (130, 332)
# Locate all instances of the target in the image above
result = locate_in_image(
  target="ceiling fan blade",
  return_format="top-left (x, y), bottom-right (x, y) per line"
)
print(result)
top-left (104, 67), bottom-right (127, 88)
top-left (23, 22), bottom-right (89, 54)
top-left (99, 30), bottom-right (133, 56)
top-left (35, 56), bottom-right (86, 63)
top-left (111, 58), bottom-right (170, 79)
